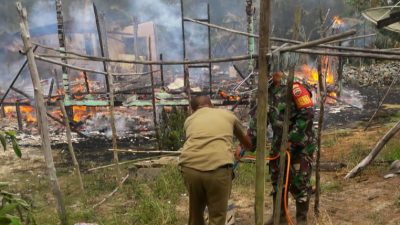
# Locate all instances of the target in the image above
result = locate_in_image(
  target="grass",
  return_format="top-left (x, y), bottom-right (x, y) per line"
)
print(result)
top-left (320, 180), bottom-right (343, 193)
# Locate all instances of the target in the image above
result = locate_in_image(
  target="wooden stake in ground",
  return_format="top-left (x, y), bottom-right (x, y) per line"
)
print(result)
top-left (94, 5), bottom-right (120, 176)
top-left (148, 37), bottom-right (160, 149)
top-left (58, 100), bottom-right (84, 193)
top-left (255, 0), bottom-right (271, 224)
top-left (16, 2), bottom-right (67, 225)
top-left (273, 68), bottom-right (295, 225)
top-left (345, 120), bottom-right (400, 179)
top-left (314, 57), bottom-right (326, 217)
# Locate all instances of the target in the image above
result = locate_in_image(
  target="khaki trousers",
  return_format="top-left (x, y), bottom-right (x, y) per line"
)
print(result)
top-left (181, 166), bottom-right (233, 225)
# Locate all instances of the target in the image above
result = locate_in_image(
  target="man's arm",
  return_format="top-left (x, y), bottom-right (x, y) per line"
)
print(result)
top-left (233, 122), bottom-right (253, 151)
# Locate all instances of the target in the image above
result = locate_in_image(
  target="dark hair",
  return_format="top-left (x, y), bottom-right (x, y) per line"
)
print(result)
top-left (190, 95), bottom-right (212, 111)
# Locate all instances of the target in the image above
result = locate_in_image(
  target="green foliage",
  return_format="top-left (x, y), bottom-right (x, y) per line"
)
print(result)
top-left (159, 107), bottom-right (188, 151)
top-left (0, 191), bottom-right (36, 225)
top-left (346, 142), bottom-right (369, 167)
top-left (130, 166), bottom-right (185, 225)
top-left (0, 130), bottom-right (21, 158)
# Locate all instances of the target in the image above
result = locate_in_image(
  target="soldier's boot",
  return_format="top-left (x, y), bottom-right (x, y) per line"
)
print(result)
top-left (295, 200), bottom-right (309, 225)
top-left (265, 195), bottom-right (287, 225)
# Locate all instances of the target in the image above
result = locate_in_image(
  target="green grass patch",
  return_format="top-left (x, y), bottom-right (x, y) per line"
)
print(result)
top-left (321, 181), bottom-right (343, 193)
top-left (345, 142), bottom-right (369, 167)
top-left (379, 138), bottom-right (400, 161)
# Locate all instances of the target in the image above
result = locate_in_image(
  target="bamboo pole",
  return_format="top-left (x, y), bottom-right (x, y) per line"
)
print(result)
top-left (273, 68), bottom-right (295, 225)
top-left (207, 3), bottom-right (212, 96)
top-left (148, 37), bottom-right (160, 149)
top-left (184, 62), bottom-right (192, 114)
top-left (15, 100), bottom-right (23, 131)
top-left (314, 58), bottom-right (326, 217)
top-left (94, 7), bottom-right (121, 177)
top-left (345, 120), bottom-right (400, 179)
top-left (364, 76), bottom-right (399, 131)
top-left (16, 2), bottom-right (67, 225)
top-left (279, 30), bottom-right (356, 53)
top-left (108, 149), bottom-right (181, 154)
top-left (92, 174), bottom-right (129, 209)
top-left (255, 0), bottom-right (271, 224)
top-left (58, 100), bottom-right (84, 193)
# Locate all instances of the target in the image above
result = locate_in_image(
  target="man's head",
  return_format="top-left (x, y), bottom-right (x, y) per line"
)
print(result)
top-left (190, 95), bottom-right (213, 112)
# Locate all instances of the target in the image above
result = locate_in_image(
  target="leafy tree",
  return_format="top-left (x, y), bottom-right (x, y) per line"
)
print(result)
top-left (0, 191), bottom-right (36, 225)
top-left (159, 107), bottom-right (188, 151)
top-left (0, 131), bottom-right (21, 158)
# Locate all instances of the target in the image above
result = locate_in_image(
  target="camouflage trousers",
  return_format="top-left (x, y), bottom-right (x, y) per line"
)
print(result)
top-left (269, 151), bottom-right (313, 203)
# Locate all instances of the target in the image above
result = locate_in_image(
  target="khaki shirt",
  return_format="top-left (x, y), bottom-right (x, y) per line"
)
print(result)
top-left (179, 107), bottom-right (243, 171)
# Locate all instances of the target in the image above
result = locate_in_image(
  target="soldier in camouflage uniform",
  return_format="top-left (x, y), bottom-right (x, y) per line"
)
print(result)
top-left (248, 71), bottom-right (316, 225)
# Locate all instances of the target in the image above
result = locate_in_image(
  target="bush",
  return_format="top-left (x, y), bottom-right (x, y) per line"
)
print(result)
top-left (159, 107), bottom-right (188, 151)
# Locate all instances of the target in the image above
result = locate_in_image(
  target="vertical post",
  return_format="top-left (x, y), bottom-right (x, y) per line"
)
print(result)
top-left (246, 0), bottom-right (256, 76)
top-left (273, 67), bottom-right (295, 225)
top-left (0, 106), bottom-right (5, 118)
top-left (48, 78), bottom-right (55, 103)
top-left (314, 58), bottom-right (325, 217)
top-left (83, 71), bottom-right (90, 94)
top-left (207, 3), bottom-right (212, 97)
top-left (53, 69), bottom-right (60, 90)
top-left (58, 100), bottom-right (84, 193)
top-left (94, 4), bottom-right (120, 176)
top-left (180, 0), bottom-right (187, 87)
top-left (54, 0), bottom-right (70, 99)
top-left (149, 37), bottom-right (160, 149)
top-left (16, 100), bottom-right (23, 131)
top-left (17, 2), bottom-right (67, 225)
top-left (160, 54), bottom-right (164, 88)
top-left (93, 3), bottom-right (110, 93)
top-left (337, 42), bottom-right (344, 97)
top-left (255, 0), bottom-right (271, 224)
top-left (133, 16), bottom-right (139, 73)
top-left (184, 62), bottom-right (192, 114)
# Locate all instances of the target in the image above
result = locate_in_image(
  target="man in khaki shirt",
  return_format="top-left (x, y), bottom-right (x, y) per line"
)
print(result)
top-left (179, 95), bottom-right (252, 225)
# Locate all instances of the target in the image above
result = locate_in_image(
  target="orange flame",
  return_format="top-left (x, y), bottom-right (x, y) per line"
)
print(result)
top-left (20, 106), bottom-right (37, 123)
top-left (333, 16), bottom-right (344, 28)
top-left (72, 106), bottom-right (87, 122)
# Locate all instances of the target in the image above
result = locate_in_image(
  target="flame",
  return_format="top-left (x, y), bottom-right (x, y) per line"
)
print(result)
top-left (333, 16), bottom-right (344, 28)
top-left (4, 106), bottom-right (14, 115)
top-left (296, 65), bottom-right (335, 85)
top-left (20, 106), bottom-right (37, 123)
top-left (72, 105), bottom-right (87, 122)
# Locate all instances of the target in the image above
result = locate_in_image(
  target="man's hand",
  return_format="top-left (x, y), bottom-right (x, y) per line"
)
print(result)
top-left (234, 145), bottom-right (245, 161)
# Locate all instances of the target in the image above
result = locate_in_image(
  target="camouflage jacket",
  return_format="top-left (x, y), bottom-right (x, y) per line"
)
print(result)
top-left (248, 82), bottom-right (316, 155)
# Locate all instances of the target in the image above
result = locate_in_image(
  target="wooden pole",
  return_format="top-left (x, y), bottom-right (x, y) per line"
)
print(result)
top-left (93, 3), bottom-right (110, 93)
top-left (345, 120), bottom-right (400, 179)
top-left (160, 54), bottom-right (164, 88)
top-left (58, 100), bottom-right (84, 193)
top-left (273, 68), bottom-right (295, 225)
top-left (255, 0), bottom-right (271, 224)
top-left (47, 78), bottom-right (55, 103)
top-left (314, 58), bottom-right (326, 217)
top-left (149, 37), bottom-right (160, 149)
top-left (16, 2), bottom-right (67, 224)
top-left (15, 100), bottom-right (23, 131)
top-left (207, 3), bottom-right (212, 97)
top-left (184, 62), bottom-right (192, 114)
top-left (94, 5), bottom-right (120, 176)
top-left (83, 71), bottom-right (90, 94)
